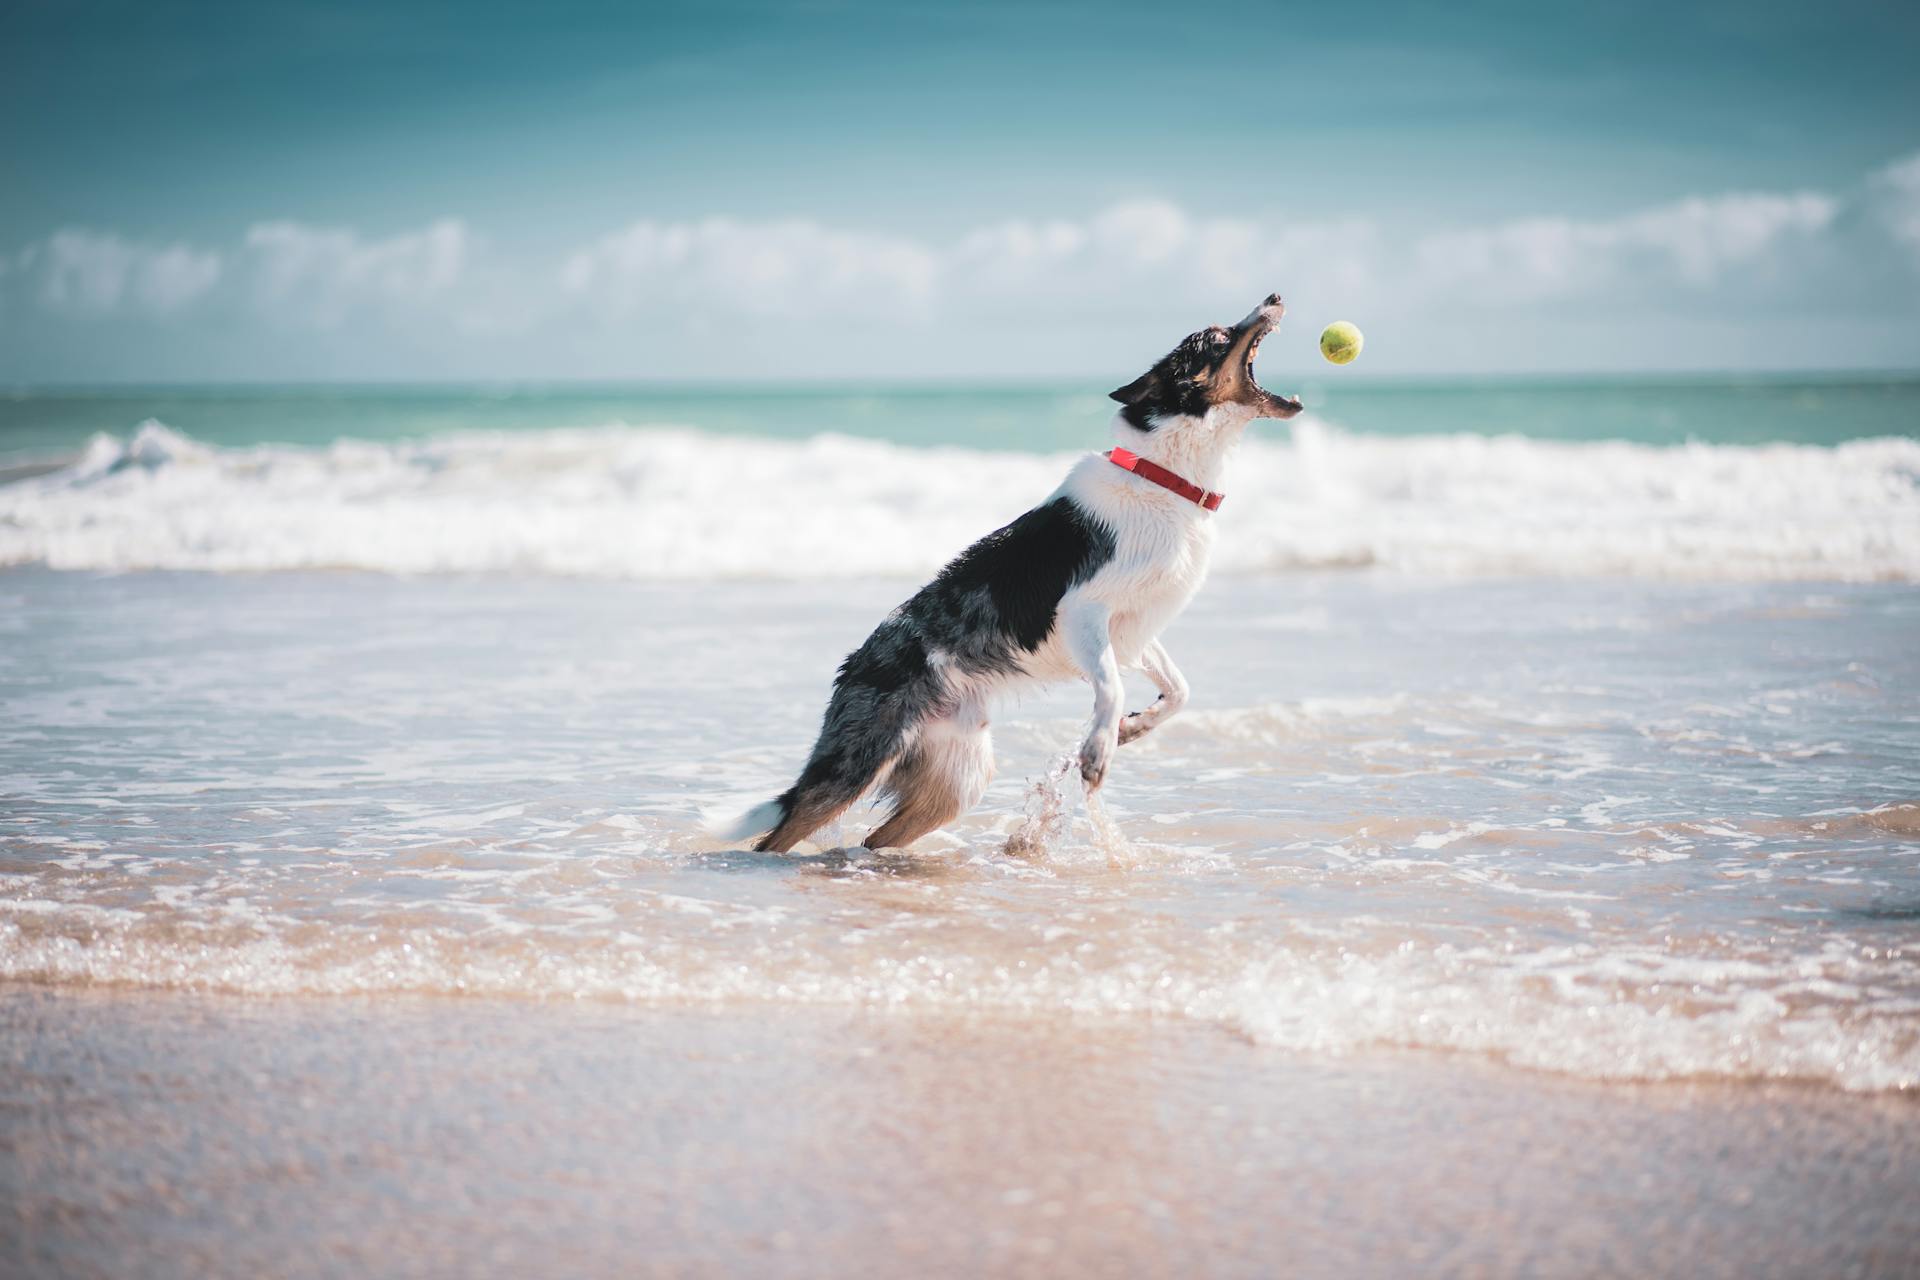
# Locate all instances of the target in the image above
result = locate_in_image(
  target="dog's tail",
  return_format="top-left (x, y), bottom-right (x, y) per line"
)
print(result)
top-left (710, 798), bottom-right (790, 845)
top-left (729, 744), bottom-right (902, 855)
top-left (742, 714), bottom-right (911, 853)
top-left (728, 635), bottom-right (937, 853)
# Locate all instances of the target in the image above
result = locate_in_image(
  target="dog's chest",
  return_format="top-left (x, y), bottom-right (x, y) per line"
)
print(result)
top-left (1086, 504), bottom-right (1214, 658)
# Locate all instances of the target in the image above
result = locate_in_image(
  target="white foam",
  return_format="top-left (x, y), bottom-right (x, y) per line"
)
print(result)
top-left (2, 419), bottom-right (1917, 580)
top-left (2, 899), bottom-right (1912, 1092)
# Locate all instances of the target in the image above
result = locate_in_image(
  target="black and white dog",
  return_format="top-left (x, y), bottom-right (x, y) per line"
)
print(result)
top-left (731, 294), bottom-right (1302, 852)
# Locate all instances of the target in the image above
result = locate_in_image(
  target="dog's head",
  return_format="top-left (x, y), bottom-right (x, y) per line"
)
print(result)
top-left (1109, 293), bottom-right (1303, 431)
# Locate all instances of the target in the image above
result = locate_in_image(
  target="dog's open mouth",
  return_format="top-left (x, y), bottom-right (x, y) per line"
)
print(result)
top-left (1223, 294), bottom-right (1303, 419)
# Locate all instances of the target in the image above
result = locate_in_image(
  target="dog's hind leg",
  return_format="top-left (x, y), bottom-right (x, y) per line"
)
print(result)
top-left (865, 708), bottom-right (994, 850)
top-left (749, 620), bottom-right (954, 854)
top-left (757, 762), bottom-right (893, 854)
top-left (756, 699), bottom-right (917, 854)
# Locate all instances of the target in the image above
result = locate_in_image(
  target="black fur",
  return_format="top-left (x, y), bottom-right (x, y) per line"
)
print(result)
top-left (912, 497), bottom-right (1117, 660)
top-left (1111, 326), bottom-right (1235, 430)
top-left (753, 495), bottom-right (1115, 852)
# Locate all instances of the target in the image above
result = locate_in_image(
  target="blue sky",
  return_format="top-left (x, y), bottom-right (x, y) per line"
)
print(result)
top-left (4, 0), bottom-right (1918, 381)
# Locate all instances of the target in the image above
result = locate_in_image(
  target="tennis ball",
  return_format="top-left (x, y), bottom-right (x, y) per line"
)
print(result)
top-left (1319, 321), bottom-right (1364, 365)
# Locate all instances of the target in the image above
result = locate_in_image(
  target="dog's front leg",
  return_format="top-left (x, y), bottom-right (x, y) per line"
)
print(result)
top-left (1119, 638), bottom-right (1189, 745)
top-left (1061, 600), bottom-right (1122, 790)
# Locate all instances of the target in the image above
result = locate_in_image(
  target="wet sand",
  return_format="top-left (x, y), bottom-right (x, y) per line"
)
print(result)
top-left (4, 986), bottom-right (1915, 1279)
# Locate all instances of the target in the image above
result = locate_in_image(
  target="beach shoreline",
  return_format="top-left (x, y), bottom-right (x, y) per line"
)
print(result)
top-left (4, 569), bottom-right (1917, 1091)
top-left (4, 557), bottom-right (1918, 1275)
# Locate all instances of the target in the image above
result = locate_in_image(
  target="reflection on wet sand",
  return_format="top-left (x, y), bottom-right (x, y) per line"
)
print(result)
top-left (5, 988), bottom-right (1916, 1278)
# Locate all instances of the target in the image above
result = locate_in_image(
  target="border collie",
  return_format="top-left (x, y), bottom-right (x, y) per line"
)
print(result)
top-left (731, 293), bottom-right (1302, 852)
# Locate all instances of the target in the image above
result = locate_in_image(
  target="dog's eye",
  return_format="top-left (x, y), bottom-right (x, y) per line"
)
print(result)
top-left (1208, 330), bottom-right (1229, 346)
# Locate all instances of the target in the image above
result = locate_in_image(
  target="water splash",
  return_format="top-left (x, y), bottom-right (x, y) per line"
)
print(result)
top-left (1002, 755), bottom-right (1079, 860)
top-left (998, 753), bottom-right (1135, 868)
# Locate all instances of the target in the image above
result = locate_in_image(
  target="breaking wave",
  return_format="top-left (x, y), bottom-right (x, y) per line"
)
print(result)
top-left (2, 419), bottom-right (1916, 580)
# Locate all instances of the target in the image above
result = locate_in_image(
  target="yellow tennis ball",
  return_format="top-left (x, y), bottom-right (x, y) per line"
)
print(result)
top-left (1319, 321), bottom-right (1364, 365)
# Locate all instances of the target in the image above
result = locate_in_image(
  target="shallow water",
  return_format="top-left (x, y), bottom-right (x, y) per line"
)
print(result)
top-left (4, 570), bottom-right (1915, 1091)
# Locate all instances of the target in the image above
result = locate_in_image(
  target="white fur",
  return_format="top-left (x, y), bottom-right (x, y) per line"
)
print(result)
top-left (868, 689), bottom-right (996, 847)
top-left (961, 402), bottom-right (1256, 788)
top-left (1119, 637), bottom-right (1189, 744)
top-left (712, 798), bottom-right (786, 843)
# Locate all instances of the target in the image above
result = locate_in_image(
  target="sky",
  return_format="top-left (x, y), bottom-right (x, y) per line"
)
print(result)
top-left (3, 0), bottom-right (1918, 383)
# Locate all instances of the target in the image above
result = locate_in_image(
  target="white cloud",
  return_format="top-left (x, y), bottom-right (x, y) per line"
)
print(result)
top-left (1865, 152), bottom-right (1920, 263)
top-left (945, 202), bottom-right (1293, 307)
top-left (37, 231), bottom-right (222, 314)
top-left (1091, 201), bottom-right (1197, 267)
top-left (1413, 191), bottom-right (1838, 302)
top-left (555, 201), bottom-right (1371, 328)
top-left (138, 244), bottom-right (226, 311)
top-left (243, 218), bottom-right (470, 326)
top-left (5, 150), bottom-right (1917, 377)
top-left (559, 216), bottom-right (938, 319)
top-left (552, 182), bottom-right (1848, 331)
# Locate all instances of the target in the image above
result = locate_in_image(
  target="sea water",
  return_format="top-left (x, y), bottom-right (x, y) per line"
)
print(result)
top-left (1, 381), bottom-right (1917, 1094)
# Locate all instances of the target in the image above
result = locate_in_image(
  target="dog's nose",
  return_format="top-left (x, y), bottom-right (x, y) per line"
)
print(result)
top-left (1263, 293), bottom-right (1285, 310)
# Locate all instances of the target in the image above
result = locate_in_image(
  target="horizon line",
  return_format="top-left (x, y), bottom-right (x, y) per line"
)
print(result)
top-left (8, 368), bottom-right (1920, 397)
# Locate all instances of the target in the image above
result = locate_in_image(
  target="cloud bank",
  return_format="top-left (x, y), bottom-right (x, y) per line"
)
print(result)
top-left (244, 219), bottom-right (471, 325)
top-left (35, 231), bottom-right (224, 315)
top-left (4, 152), bottom-right (1918, 379)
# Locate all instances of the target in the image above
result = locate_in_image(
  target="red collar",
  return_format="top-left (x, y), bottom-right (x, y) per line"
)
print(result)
top-left (1105, 447), bottom-right (1224, 511)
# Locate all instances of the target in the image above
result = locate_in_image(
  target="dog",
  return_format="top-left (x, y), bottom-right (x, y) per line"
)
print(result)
top-left (729, 293), bottom-right (1302, 852)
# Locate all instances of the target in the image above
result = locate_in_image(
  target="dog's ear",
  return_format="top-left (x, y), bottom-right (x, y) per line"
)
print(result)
top-left (1109, 370), bottom-right (1159, 405)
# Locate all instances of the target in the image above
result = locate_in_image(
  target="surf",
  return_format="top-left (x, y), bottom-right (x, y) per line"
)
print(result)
top-left (3, 419), bottom-right (1917, 581)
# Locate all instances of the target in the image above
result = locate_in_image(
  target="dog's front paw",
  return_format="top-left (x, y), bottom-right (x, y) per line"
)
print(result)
top-left (1079, 730), bottom-right (1115, 789)
top-left (1118, 712), bottom-right (1150, 746)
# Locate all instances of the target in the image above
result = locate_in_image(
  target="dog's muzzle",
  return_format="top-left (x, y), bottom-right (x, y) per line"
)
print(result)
top-left (1216, 293), bottom-right (1302, 419)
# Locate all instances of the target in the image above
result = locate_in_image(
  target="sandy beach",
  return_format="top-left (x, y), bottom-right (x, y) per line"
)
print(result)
top-left (6, 985), bottom-right (1915, 1278)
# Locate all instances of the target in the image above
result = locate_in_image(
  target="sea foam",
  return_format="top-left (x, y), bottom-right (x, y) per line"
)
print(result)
top-left (4, 880), bottom-right (1913, 1092)
top-left (2, 419), bottom-right (1916, 580)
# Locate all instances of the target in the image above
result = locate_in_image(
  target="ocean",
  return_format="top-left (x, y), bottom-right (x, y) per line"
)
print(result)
top-left (3, 378), bottom-right (1918, 1275)
top-left (3, 378), bottom-right (1919, 579)
top-left (8, 375), bottom-right (1920, 458)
